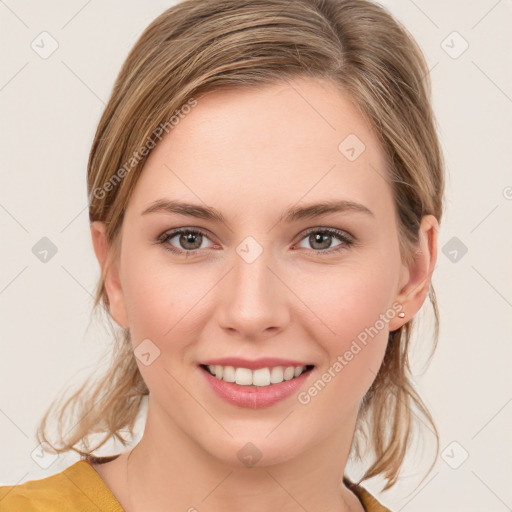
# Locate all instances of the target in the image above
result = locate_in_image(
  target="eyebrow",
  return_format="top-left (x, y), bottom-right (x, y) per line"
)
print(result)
top-left (141, 198), bottom-right (374, 224)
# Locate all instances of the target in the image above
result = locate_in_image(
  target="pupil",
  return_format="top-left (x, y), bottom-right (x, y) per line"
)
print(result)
top-left (182, 232), bottom-right (201, 249)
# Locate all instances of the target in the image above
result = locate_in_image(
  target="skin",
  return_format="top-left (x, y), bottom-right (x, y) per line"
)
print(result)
top-left (90, 77), bottom-right (438, 512)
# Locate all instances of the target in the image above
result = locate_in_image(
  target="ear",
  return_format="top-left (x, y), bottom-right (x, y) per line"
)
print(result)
top-left (90, 221), bottom-right (129, 329)
top-left (388, 214), bottom-right (439, 331)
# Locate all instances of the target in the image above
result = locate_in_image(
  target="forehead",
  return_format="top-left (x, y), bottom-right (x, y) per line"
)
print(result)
top-left (127, 78), bottom-right (393, 222)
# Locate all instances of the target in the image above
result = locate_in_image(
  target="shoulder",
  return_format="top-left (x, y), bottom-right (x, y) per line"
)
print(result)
top-left (0, 459), bottom-right (123, 512)
top-left (344, 477), bottom-right (393, 512)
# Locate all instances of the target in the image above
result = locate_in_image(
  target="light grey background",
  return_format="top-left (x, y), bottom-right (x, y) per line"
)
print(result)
top-left (1, 1), bottom-right (511, 510)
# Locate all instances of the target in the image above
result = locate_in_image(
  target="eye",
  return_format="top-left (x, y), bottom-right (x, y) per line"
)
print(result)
top-left (158, 228), bottom-right (215, 255)
top-left (296, 228), bottom-right (354, 254)
top-left (156, 227), bottom-right (354, 257)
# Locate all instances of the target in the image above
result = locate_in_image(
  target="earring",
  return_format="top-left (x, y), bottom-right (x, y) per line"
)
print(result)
top-left (398, 311), bottom-right (405, 318)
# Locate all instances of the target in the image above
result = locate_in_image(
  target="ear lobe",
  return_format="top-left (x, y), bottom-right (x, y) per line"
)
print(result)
top-left (389, 215), bottom-right (439, 331)
top-left (90, 221), bottom-right (129, 329)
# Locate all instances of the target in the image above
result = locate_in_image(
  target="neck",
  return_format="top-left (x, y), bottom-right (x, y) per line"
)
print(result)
top-left (123, 397), bottom-right (363, 512)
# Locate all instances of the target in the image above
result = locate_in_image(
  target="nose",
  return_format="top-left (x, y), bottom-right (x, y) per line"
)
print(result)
top-left (215, 244), bottom-right (291, 341)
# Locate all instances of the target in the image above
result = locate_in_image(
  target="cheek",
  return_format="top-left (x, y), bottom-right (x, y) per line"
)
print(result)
top-left (123, 271), bottom-right (172, 339)
top-left (292, 262), bottom-right (397, 407)
top-left (120, 250), bottom-right (211, 359)
top-left (293, 255), bottom-right (398, 341)
top-left (120, 263), bottom-right (202, 398)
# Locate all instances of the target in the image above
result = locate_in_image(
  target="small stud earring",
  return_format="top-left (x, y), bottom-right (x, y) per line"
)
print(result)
top-left (398, 312), bottom-right (405, 318)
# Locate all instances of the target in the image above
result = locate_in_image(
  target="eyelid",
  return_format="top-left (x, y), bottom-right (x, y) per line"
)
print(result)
top-left (157, 227), bottom-right (218, 250)
top-left (297, 226), bottom-right (354, 243)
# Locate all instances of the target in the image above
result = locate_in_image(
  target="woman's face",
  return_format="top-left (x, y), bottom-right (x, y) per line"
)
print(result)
top-left (101, 78), bottom-right (413, 466)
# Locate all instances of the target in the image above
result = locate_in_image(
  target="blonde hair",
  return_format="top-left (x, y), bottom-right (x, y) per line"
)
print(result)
top-left (37, 0), bottom-right (445, 491)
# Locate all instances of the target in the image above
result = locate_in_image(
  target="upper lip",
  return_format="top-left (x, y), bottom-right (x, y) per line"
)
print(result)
top-left (200, 357), bottom-right (313, 370)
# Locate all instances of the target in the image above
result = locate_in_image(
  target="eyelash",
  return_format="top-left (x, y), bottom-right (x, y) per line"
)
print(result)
top-left (156, 227), bottom-right (355, 258)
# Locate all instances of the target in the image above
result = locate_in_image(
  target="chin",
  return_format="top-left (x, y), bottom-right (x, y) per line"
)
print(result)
top-left (199, 433), bottom-right (305, 469)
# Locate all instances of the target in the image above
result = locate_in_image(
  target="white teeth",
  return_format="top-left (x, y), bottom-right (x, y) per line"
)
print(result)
top-left (270, 366), bottom-right (284, 384)
top-left (252, 368), bottom-right (271, 387)
top-left (205, 364), bottom-right (309, 386)
top-left (283, 366), bottom-right (295, 380)
top-left (235, 367), bottom-right (253, 385)
top-left (223, 366), bottom-right (236, 382)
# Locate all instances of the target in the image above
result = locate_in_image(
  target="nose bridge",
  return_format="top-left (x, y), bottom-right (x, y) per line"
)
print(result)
top-left (232, 237), bottom-right (278, 306)
top-left (217, 236), bottom-right (289, 336)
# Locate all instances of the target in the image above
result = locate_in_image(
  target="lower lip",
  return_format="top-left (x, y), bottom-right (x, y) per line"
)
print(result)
top-left (200, 366), bottom-right (313, 409)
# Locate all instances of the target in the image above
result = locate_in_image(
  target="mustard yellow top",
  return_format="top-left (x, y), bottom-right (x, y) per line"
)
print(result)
top-left (0, 456), bottom-right (391, 511)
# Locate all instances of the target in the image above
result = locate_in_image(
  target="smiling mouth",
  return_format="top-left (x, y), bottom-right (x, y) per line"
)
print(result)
top-left (199, 364), bottom-right (315, 387)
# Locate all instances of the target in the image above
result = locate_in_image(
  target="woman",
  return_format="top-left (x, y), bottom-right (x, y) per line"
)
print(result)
top-left (0, 0), bottom-right (444, 510)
